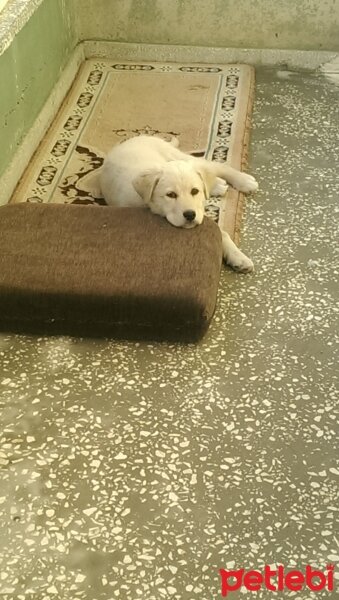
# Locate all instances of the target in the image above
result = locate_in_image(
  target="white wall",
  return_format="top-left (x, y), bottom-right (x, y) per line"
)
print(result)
top-left (74, 0), bottom-right (339, 51)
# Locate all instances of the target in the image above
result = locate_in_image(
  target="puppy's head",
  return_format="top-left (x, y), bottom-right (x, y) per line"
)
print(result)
top-left (133, 161), bottom-right (211, 228)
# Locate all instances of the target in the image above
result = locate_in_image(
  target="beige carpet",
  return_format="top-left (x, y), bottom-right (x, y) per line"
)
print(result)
top-left (11, 60), bottom-right (255, 242)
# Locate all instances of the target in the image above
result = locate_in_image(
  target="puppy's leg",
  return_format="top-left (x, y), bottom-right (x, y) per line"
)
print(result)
top-left (221, 230), bottom-right (254, 273)
top-left (212, 162), bottom-right (258, 193)
top-left (193, 159), bottom-right (258, 193)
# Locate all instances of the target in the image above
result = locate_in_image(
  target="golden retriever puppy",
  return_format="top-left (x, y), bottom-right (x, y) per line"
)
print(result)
top-left (100, 136), bottom-right (258, 272)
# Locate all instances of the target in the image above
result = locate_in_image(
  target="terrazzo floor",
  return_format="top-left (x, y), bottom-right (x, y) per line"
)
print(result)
top-left (0, 68), bottom-right (338, 599)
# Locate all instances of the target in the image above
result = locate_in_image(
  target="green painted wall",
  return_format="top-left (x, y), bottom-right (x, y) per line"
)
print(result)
top-left (0, 0), bottom-right (76, 179)
top-left (1, 0), bottom-right (339, 183)
top-left (75, 0), bottom-right (339, 52)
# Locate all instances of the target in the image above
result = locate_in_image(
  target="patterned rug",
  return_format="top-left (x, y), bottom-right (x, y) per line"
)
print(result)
top-left (11, 60), bottom-right (255, 241)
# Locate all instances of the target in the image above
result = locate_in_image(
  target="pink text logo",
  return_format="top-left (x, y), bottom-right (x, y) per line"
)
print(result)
top-left (219, 565), bottom-right (335, 596)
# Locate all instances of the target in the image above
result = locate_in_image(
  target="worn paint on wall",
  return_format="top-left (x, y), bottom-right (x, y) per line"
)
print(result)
top-left (75, 0), bottom-right (339, 52)
top-left (0, 0), bottom-right (76, 179)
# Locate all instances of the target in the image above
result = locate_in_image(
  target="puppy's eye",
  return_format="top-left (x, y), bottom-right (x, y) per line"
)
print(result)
top-left (191, 188), bottom-right (199, 196)
top-left (166, 191), bottom-right (178, 199)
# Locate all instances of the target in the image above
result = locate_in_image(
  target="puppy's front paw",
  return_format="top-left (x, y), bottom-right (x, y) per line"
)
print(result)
top-left (234, 173), bottom-right (259, 194)
top-left (225, 250), bottom-right (254, 273)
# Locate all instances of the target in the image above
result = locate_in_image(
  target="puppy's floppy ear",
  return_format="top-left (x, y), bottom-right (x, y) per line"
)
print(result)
top-left (132, 169), bottom-right (161, 205)
top-left (196, 167), bottom-right (216, 200)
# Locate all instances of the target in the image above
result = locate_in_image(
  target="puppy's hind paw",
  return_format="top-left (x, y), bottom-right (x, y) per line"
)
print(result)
top-left (211, 177), bottom-right (228, 197)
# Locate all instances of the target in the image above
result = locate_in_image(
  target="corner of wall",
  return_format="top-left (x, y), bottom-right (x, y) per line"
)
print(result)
top-left (0, 0), bottom-right (80, 201)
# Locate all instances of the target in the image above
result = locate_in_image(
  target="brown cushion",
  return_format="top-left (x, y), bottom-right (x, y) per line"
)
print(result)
top-left (0, 204), bottom-right (222, 342)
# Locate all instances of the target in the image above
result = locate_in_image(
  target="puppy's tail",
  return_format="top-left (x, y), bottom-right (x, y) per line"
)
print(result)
top-left (170, 136), bottom-right (180, 148)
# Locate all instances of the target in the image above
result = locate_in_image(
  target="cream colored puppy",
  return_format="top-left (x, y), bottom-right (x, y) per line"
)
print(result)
top-left (100, 135), bottom-right (258, 273)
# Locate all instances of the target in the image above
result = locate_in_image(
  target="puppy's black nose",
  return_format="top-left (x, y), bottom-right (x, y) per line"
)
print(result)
top-left (183, 210), bottom-right (196, 222)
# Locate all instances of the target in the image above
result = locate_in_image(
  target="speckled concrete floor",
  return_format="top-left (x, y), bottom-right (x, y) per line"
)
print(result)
top-left (0, 68), bottom-right (338, 599)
